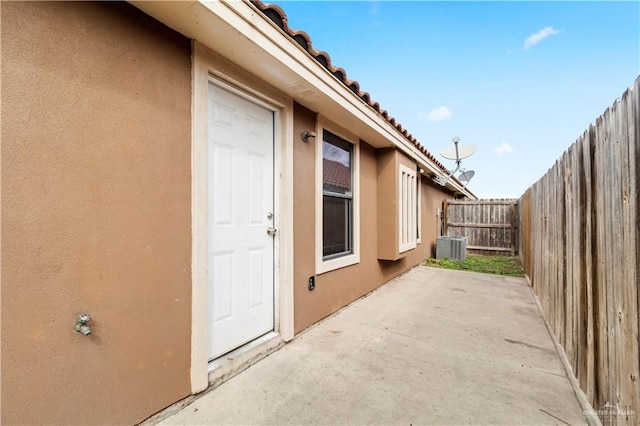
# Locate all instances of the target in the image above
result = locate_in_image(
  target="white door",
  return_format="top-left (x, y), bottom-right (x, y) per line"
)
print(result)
top-left (207, 82), bottom-right (275, 360)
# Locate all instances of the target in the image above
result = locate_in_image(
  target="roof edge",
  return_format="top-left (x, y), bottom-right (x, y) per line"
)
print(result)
top-left (250, 1), bottom-right (475, 198)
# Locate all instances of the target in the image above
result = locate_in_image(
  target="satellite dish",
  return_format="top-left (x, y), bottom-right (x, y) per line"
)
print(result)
top-left (433, 137), bottom-right (478, 188)
top-left (458, 170), bottom-right (475, 182)
top-left (441, 144), bottom-right (477, 161)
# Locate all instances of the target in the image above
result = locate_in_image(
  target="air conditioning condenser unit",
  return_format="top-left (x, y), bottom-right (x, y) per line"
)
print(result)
top-left (436, 236), bottom-right (467, 261)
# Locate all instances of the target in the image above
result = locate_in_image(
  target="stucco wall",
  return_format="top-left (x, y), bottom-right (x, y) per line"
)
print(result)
top-left (293, 103), bottom-right (453, 333)
top-left (1, 2), bottom-right (192, 424)
top-left (422, 179), bottom-right (449, 257)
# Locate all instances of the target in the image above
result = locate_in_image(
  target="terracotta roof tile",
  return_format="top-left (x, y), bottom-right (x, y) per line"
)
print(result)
top-left (250, 0), bottom-right (451, 175)
top-left (323, 159), bottom-right (351, 190)
top-left (291, 32), bottom-right (311, 50)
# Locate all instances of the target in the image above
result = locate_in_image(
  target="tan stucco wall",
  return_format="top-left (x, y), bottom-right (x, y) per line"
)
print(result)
top-left (1, 2), bottom-right (192, 424)
top-left (292, 103), bottom-right (319, 329)
top-left (376, 149), bottom-right (426, 260)
top-left (376, 148), bottom-right (399, 260)
top-left (293, 104), bottom-right (453, 332)
top-left (422, 179), bottom-right (450, 257)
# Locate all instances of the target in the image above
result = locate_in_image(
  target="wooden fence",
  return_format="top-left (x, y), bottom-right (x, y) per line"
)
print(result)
top-left (443, 199), bottom-right (518, 255)
top-left (519, 77), bottom-right (639, 425)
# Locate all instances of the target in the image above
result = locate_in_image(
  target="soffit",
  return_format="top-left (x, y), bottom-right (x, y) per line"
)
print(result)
top-left (128, 0), bottom-right (475, 198)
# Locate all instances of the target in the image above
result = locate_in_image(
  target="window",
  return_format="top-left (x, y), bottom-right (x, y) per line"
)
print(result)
top-left (316, 124), bottom-right (360, 274)
top-left (322, 130), bottom-right (353, 258)
top-left (399, 164), bottom-right (418, 253)
top-left (416, 173), bottom-right (421, 244)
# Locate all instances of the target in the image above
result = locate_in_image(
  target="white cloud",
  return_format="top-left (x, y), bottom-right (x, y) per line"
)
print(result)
top-left (523, 26), bottom-right (560, 50)
top-left (369, 1), bottom-right (381, 16)
top-left (425, 106), bottom-right (452, 122)
top-left (494, 142), bottom-right (514, 155)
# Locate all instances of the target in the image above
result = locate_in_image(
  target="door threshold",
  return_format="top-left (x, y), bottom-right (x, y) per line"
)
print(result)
top-left (138, 333), bottom-right (283, 425)
top-left (207, 331), bottom-right (283, 388)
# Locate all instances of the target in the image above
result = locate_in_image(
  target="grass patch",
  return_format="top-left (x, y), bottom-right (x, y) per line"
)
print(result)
top-left (425, 255), bottom-right (526, 277)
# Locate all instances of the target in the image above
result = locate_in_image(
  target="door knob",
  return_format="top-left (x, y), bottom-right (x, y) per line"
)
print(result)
top-left (267, 227), bottom-right (277, 236)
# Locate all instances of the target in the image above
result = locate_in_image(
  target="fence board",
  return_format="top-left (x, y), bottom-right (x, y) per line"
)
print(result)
top-left (465, 245), bottom-right (512, 252)
top-left (443, 199), bottom-right (518, 255)
top-left (446, 200), bottom-right (515, 205)
top-left (518, 77), bottom-right (639, 425)
top-left (447, 222), bottom-right (512, 228)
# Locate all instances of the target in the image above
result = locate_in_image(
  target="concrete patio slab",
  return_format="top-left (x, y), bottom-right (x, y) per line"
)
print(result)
top-left (157, 266), bottom-right (589, 425)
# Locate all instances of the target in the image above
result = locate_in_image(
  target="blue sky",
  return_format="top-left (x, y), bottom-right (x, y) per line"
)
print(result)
top-left (275, 1), bottom-right (639, 198)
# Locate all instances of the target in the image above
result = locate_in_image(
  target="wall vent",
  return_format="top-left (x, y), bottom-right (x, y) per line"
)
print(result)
top-left (436, 236), bottom-right (467, 261)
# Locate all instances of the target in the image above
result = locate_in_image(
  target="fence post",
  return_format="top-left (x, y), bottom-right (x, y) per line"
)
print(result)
top-left (510, 201), bottom-right (516, 256)
top-left (442, 200), bottom-right (449, 236)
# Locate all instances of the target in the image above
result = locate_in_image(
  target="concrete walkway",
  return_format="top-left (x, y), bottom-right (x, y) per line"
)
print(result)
top-left (159, 267), bottom-right (588, 425)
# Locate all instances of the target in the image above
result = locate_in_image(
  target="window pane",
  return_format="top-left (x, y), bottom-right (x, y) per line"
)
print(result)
top-left (323, 196), bottom-right (351, 257)
top-left (323, 131), bottom-right (352, 195)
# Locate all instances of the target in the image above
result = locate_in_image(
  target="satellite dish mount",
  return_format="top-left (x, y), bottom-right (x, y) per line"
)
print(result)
top-left (435, 137), bottom-right (477, 186)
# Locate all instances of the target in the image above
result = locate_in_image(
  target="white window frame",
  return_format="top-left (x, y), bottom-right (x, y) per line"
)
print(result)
top-left (315, 117), bottom-right (360, 274)
top-left (399, 164), bottom-right (418, 253)
top-left (416, 173), bottom-right (422, 244)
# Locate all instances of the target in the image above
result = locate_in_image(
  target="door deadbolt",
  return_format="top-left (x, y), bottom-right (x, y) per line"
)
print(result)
top-left (267, 212), bottom-right (273, 220)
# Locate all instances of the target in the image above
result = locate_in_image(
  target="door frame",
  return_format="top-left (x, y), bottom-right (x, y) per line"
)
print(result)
top-left (191, 42), bottom-right (294, 393)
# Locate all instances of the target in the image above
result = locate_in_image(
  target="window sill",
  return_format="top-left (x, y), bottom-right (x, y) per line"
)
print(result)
top-left (317, 252), bottom-right (360, 275)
